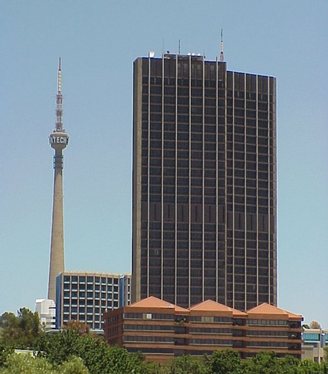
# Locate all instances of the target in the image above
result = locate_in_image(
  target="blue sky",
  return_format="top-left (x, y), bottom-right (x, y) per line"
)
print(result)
top-left (1, 0), bottom-right (327, 326)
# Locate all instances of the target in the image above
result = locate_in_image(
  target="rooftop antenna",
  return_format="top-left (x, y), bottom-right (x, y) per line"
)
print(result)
top-left (56, 57), bottom-right (63, 131)
top-left (178, 40), bottom-right (181, 54)
top-left (219, 28), bottom-right (224, 62)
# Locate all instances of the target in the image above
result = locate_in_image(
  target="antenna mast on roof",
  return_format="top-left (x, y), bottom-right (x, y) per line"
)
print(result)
top-left (219, 28), bottom-right (224, 62)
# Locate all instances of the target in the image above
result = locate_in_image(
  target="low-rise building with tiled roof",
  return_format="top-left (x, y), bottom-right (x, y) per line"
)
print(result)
top-left (104, 297), bottom-right (302, 362)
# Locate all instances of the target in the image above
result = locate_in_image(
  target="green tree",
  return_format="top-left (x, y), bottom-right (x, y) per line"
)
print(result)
top-left (210, 350), bottom-right (241, 374)
top-left (324, 346), bottom-right (328, 362)
top-left (0, 344), bottom-right (13, 367)
top-left (309, 321), bottom-right (321, 329)
top-left (277, 355), bottom-right (301, 374)
top-left (241, 352), bottom-right (305, 374)
top-left (0, 353), bottom-right (89, 374)
top-left (242, 352), bottom-right (282, 374)
top-left (35, 329), bottom-right (81, 365)
top-left (0, 313), bottom-right (19, 346)
top-left (72, 333), bottom-right (116, 373)
top-left (320, 361), bottom-right (328, 374)
top-left (0, 308), bottom-right (41, 349)
top-left (58, 356), bottom-right (89, 374)
top-left (141, 360), bottom-right (167, 374)
top-left (0, 353), bottom-right (55, 374)
top-left (167, 355), bottom-right (210, 374)
top-left (35, 329), bottom-right (148, 374)
top-left (102, 346), bottom-right (146, 374)
top-left (298, 359), bottom-right (323, 374)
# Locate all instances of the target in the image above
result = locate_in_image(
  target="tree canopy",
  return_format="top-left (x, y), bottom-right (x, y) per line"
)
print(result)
top-left (0, 353), bottom-right (88, 374)
top-left (309, 321), bottom-right (322, 329)
top-left (35, 329), bottom-right (147, 374)
top-left (0, 308), bottom-right (41, 349)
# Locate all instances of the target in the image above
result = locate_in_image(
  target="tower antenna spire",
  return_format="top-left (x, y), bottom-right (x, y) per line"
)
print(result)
top-left (220, 28), bottom-right (224, 62)
top-left (57, 58), bottom-right (62, 93)
top-left (56, 58), bottom-right (63, 131)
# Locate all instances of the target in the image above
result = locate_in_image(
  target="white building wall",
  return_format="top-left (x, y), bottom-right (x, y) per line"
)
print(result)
top-left (35, 299), bottom-right (56, 330)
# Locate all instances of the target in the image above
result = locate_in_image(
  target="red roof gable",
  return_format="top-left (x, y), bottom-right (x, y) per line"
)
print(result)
top-left (247, 303), bottom-right (302, 319)
top-left (190, 299), bottom-right (246, 316)
top-left (130, 296), bottom-right (188, 312)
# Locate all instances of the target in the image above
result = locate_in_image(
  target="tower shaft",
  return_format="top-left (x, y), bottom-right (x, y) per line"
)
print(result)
top-left (48, 151), bottom-right (65, 300)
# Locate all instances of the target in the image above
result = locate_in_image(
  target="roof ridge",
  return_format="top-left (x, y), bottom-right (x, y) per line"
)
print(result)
top-left (130, 296), bottom-right (189, 311)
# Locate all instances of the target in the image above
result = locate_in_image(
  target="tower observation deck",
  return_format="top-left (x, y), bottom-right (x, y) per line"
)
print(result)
top-left (48, 58), bottom-right (69, 301)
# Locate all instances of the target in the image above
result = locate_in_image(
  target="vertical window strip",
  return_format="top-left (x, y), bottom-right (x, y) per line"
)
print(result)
top-left (272, 80), bottom-right (277, 305)
top-left (232, 72), bottom-right (235, 309)
top-left (188, 55), bottom-right (192, 307)
top-left (147, 58), bottom-right (151, 297)
top-left (174, 54), bottom-right (178, 305)
top-left (272, 78), bottom-right (277, 306)
top-left (202, 57), bottom-right (205, 301)
top-left (267, 76), bottom-right (271, 303)
top-left (255, 75), bottom-right (259, 305)
top-left (215, 58), bottom-right (219, 303)
top-left (224, 69), bottom-right (228, 306)
top-left (244, 73), bottom-right (247, 310)
top-left (161, 55), bottom-right (164, 300)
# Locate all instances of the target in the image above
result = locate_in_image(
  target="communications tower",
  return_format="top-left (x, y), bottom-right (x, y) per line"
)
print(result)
top-left (48, 58), bottom-right (69, 301)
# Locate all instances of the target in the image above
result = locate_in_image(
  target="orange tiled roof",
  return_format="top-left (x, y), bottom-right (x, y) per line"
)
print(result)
top-left (130, 296), bottom-right (189, 312)
top-left (283, 309), bottom-right (303, 320)
top-left (247, 303), bottom-right (288, 315)
top-left (190, 299), bottom-right (246, 316)
top-left (247, 303), bottom-right (302, 319)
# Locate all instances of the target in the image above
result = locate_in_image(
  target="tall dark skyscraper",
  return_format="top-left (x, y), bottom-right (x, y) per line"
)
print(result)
top-left (132, 52), bottom-right (276, 311)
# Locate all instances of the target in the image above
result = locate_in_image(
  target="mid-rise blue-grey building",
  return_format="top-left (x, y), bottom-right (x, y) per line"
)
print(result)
top-left (56, 272), bottom-right (131, 331)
